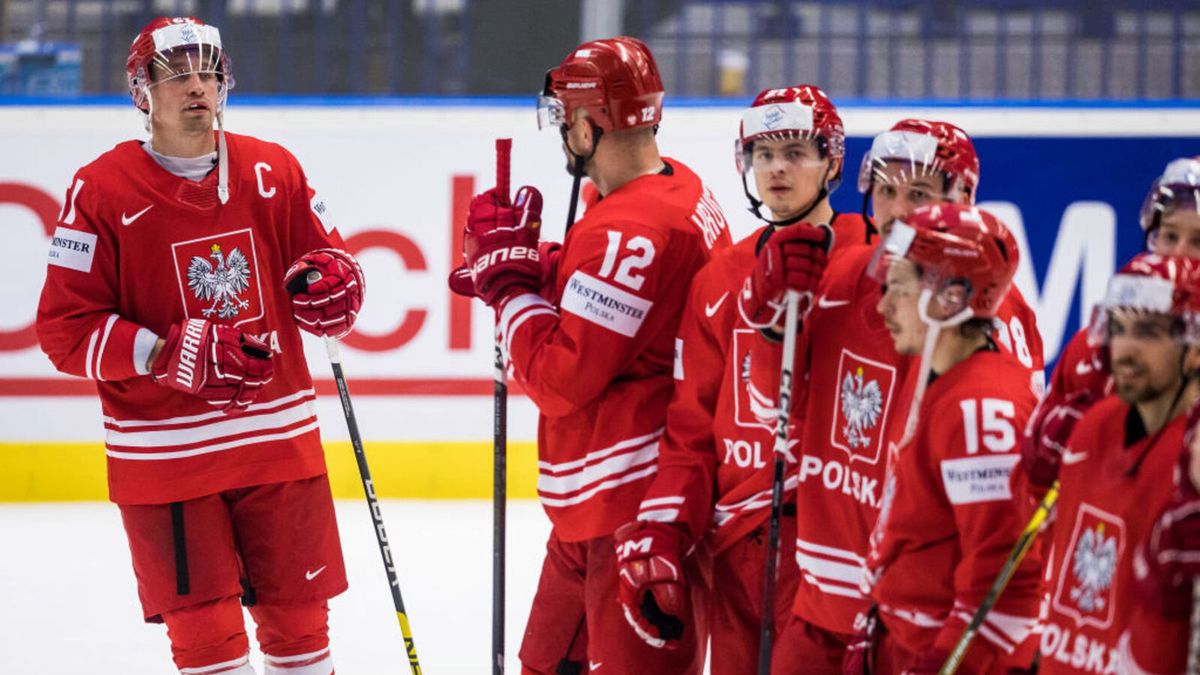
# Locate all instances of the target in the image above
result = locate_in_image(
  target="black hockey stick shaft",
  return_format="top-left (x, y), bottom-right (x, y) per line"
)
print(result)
top-left (757, 290), bottom-right (802, 675)
top-left (939, 481), bottom-right (1059, 675)
top-left (493, 137), bottom-right (512, 675)
top-left (323, 335), bottom-right (423, 674)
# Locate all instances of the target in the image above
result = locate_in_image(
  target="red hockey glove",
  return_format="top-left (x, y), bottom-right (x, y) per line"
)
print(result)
top-left (151, 318), bottom-right (274, 414)
top-left (1133, 478), bottom-right (1200, 620)
top-left (462, 185), bottom-right (544, 306)
top-left (448, 239), bottom-right (561, 300)
top-left (738, 223), bottom-right (831, 331)
top-left (614, 521), bottom-right (689, 649)
top-left (1019, 390), bottom-right (1098, 496)
top-left (283, 248), bottom-right (365, 339)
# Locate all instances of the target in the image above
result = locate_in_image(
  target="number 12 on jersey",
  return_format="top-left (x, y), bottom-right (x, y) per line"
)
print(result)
top-left (598, 230), bottom-right (656, 291)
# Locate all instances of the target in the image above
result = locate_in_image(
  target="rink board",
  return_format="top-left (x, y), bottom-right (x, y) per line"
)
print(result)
top-left (1, 100), bottom-right (1197, 500)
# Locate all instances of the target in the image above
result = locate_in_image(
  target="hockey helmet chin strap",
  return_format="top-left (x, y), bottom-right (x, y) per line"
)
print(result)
top-left (898, 289), bottom-right (974, 448)
top-left (561, 123), bottom-right (602, 235)
top-left (742, 163), bottom-right (833, 228)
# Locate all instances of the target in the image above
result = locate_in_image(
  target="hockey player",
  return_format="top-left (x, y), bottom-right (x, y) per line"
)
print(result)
top-left (1022, 156), bottom-right (1200, 499)
top-left (751, 121), bottom-right (1042, 674)
top-left (449, 37), bottom-right (731, 674)
top-left (614, 85), bottom-right (856, 673)
top-left (859, 203), bottom-right (1042, 673)
top-left (36, 17), bottom-right (362, 675)
top-left (1038, 254), bottom-right (1200, 674)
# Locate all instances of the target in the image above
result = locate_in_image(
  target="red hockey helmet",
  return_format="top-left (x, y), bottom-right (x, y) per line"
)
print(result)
top-left (1090, 253), bottom-right (1200, 346)
top-left (126, 16), bottom-right (233, 114)
top-left (858, 119), bottom-right (980, 202)
top-left (870, 203), bottom-right (1016, 320)
top-left (1139, 157), bottom-right (1200, 232)
top-left (538, 37), bottom-right (664, 133)
top-left (735, 85), bottom-right (845, 175)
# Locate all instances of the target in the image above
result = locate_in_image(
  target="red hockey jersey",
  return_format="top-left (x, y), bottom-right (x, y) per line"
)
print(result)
top-left (37, 134), bottom-right (341, 505)
top-left (497, 158), bottom-right (731, 542)
top-left (868, 351), bottom-right (1043, 672)
top-left (1039, 396), bottom-right (1186, 674)
top-left (787, 243), bottom-right (1045, 636)
top-left (633, 213), bottom-right (871, 553)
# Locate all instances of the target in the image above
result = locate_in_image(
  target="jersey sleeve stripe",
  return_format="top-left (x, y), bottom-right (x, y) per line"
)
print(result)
top-left (639, 496), bottom-right (686, 508)
top-left (638, 508), bottom-right (681, 522)
top-left (84, 324), bottom-right (100, 381)
top-left (94, 313), bottom-right (119, 381)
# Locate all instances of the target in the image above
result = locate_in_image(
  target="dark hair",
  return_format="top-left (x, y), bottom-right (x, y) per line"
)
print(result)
top-left (958, 317), bottom-right (995, 341)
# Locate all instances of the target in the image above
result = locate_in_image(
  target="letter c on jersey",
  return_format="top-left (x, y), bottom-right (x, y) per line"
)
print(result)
top-left (255, 162), bottom-right (276, 199)
top-left (0, 182), bottom-right (60, 351)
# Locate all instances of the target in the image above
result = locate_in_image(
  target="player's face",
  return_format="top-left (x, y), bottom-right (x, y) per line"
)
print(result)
top-left (750, 138), bottom-right (832, 221)
top-left (871, 162), bottom-right (954, 237)
top-left (1107, 312), bottom-right (1185, 404)
top-left (877, 258), bottom-right (928, 355)
top-left (561, 109), bottom-right (595, 175)
top-left (147, 49), bottom-right (220, 136)
top-left (1150, 209), bottom-right (1200, 258)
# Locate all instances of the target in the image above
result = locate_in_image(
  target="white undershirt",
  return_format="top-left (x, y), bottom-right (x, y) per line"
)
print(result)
top-left (141, 141), bottom-right (217, 182)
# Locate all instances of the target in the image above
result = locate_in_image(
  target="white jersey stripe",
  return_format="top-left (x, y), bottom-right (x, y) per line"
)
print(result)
top-left (538, 439), bottom-right (659, 496)
top-left (84, 325), bottom-right (100, 381)
top-left (796, 549), bottom-right (866, 585)
top-left (105, 398), bottom-right (317, 448)
top-left (794, 538), bottom-right (867, 564)
top-left (540, 463), bottom-right (658, 508)
top-left (638, 508), bottom-right (680, 522)
top-left (800, 573), bottom-right (865, 599)
top-left (104, 390), bottom-right (316, 429)
top-left (539, 428), bottom-right (663, 474)
top-left (94, 314), bottom-right (118, 381)
top-left (107, 419), bottom-right (319, 461)
top-left (640, 496), bottom-right (686, 508)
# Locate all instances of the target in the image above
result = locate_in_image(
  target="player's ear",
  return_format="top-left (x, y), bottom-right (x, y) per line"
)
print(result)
top-left (1184, 344), bottom-right (1200, 379)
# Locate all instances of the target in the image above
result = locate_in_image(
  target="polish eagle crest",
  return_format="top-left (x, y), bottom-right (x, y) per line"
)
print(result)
top-left (1070, 522), bottom-right (1118, 613)
top-left (187, 243), bottom-right (252, 319)
top-left (841, 367), bottom-right (883, 449)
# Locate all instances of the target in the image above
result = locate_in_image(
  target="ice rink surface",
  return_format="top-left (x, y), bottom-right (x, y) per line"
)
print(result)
top-left (1, 500), bottom-right (554, 674)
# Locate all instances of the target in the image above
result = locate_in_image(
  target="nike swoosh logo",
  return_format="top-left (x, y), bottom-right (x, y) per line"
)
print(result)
top-left (121, 204), bottom-right (153, 226)
top-left (1061, 450), bottom-right (1089, 466)
top-left (1075, 361), bottom-right (1094, 376)
top-left (589, 662), bottom-right (602, 671)
top-left (305, 565), bottom-right (327, 581)
top-left (817, 296), bottom-right (850, 309)
top-left (705, 292), bottom-right (729, 317)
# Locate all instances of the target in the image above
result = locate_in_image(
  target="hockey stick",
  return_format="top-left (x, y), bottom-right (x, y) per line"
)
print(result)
top-left (939, 481), bottom-right (1060, 675)
top-left (757, 290), bottom-right (802, 675)
top-left (289, 270), bottom-right (423, 674)
top-left (492, 137), bottom-right (512, 675)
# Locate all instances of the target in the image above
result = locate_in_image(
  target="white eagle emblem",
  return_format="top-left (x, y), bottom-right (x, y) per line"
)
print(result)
top-left (187, 243), bottom-right (252, 319)
top-left (1070, 522), bottom-right (1118, 613)
top-left (840, 367), bottom-right (883, 449)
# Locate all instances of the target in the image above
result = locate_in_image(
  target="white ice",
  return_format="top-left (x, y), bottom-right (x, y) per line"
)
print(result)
top-left (0, 500), bottom-right (553, 674)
